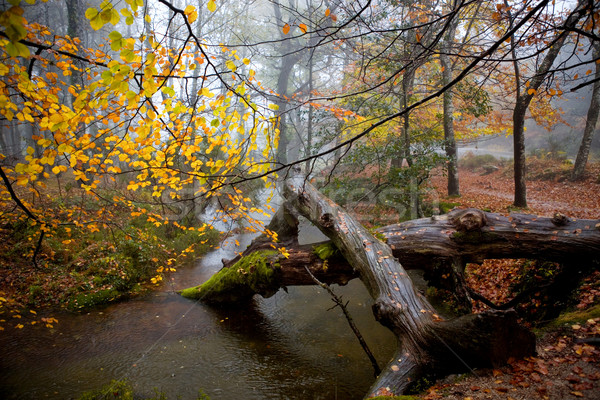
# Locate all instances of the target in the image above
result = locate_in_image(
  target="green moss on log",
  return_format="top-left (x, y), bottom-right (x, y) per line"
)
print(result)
top-left (179, 250), bottom-right (280, 303)
top-left (313, 242), bottom-right (338, 260)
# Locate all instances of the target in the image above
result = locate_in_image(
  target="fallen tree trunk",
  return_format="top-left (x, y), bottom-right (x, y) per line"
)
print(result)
top-left (381, 209), bottom-right (600, 268)
top-left (181, 172), bottom-right (550, 397)
top-left (181, 207), bottom-right (600, 307)
top-left (282, 172), bottom-right (535, 396)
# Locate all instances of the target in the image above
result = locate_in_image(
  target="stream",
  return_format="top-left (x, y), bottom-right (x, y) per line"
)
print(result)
top-left (0, 226), bottom-right (396, 399)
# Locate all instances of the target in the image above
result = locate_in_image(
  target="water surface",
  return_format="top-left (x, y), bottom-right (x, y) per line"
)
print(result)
top-left (0, 232), bottom-right (395, 399)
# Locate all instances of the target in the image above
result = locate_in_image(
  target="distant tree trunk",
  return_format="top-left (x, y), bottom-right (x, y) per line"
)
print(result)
top-left (572, 42), bottom-right (600, 181)
top-left (304, 55), bottom-right (314, 174)
top-left (513, 102), bottom-right (528, 207)
top-left (441, 1), bottom-right (460, 197)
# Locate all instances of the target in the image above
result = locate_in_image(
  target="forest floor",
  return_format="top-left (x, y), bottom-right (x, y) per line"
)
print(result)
top-left (429, 157), bottom-right (600, 219)
top-left (415, 159), bottom-right (600, 400)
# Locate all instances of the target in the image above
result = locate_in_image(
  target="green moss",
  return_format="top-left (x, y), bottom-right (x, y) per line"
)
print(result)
top-left (438, 201), bottom-right (461, 214)
top-left (549, 304), bottom-right (600, 327)
top-left (67, 289), bottom-right (123, 311)
top-left (179, 250), bottom-right (280, 303)
top-left (78, 379), bottom-right (210, 399)
top-left (313, 242), bottom-right (338, 260)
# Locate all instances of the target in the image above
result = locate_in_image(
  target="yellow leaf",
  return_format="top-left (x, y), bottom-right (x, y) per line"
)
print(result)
top-left (85, 7), bottom-right (98, 20)
top-left (282, 23), bottom-right (290, 35)
top-left (299, 23), bottom-right (307, 33)
top-left (225, 59), bottom-right (237, 72)
top-left (110, 8), bottom-right (120, 25)
top-left (5, 41), bottom-right (29, 57)
top-left (269, 104), bottom-right (279, 111)
top-left (184, 4), bottom-right (195, 15)
top-left (201, 87), bottom-right (213, 97)
top-left (52, 166), bottom-right (61, 175)
top-left (184, 5), bottom-right (198, 23)
top-left (242, 58), bottom-right (250, 65)
top-left (207, 0), bottom-right (216, 12)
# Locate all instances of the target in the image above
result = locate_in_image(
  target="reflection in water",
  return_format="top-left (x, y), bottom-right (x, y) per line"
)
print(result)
top-left (0, 233), bottom-right (395, 399)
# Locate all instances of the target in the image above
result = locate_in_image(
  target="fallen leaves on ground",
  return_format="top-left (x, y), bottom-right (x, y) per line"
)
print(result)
top-left (422, 318), bottom-right (600, 400)
top-left (421, 162), bottom-right (600, 399)
top-left (430, 163), bottom-right (600, 219)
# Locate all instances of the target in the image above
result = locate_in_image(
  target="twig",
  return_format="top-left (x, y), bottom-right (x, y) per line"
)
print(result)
top-left (0, 165), bottom-right (45, 268)
top-left (304, 266), bottom-right (381, 377)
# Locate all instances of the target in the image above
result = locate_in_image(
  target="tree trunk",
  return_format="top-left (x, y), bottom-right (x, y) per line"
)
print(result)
top-left (441, 1), bottom-right (460, 197)
top-left (572, 42), bottom-right (600, 181)
top-left (182, 174), bottom-right (543, 397)
top-left (513, 102), bottom-right (528, 207)
top-left (508, 0), bottom-right (585, 207)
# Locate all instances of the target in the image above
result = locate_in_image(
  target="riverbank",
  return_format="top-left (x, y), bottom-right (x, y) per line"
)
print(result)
top-left (0, 183), bottom-right (220, 329)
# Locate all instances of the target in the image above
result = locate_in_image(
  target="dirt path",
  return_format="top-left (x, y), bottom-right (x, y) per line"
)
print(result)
top-left (430, 167), bottom-right (600, 219)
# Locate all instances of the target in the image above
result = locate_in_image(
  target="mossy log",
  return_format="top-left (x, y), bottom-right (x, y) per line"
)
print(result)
top-left (179, 245), bottom-right (358, 303)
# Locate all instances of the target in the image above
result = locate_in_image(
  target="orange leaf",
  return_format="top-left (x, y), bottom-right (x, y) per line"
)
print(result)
top-left (299, 23), bottom-right (307, 33)
top-left (282, 23), bottom-right (290, 34)
top-left (331, 14), bottom-right (337, 22)
top-left (527, 88), bottom-right (536, 95)
top-left (325, 8), bottom-right (330, 16)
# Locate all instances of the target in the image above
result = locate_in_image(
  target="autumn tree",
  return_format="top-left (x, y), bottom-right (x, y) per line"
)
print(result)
top-left (572, 41), bottom-right (600, 181)
top-left (1, 0), bottom-right (599, 313)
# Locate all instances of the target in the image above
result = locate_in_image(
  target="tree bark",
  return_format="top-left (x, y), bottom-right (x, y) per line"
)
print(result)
top-left (572, 42), bottom-right (600, 181)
